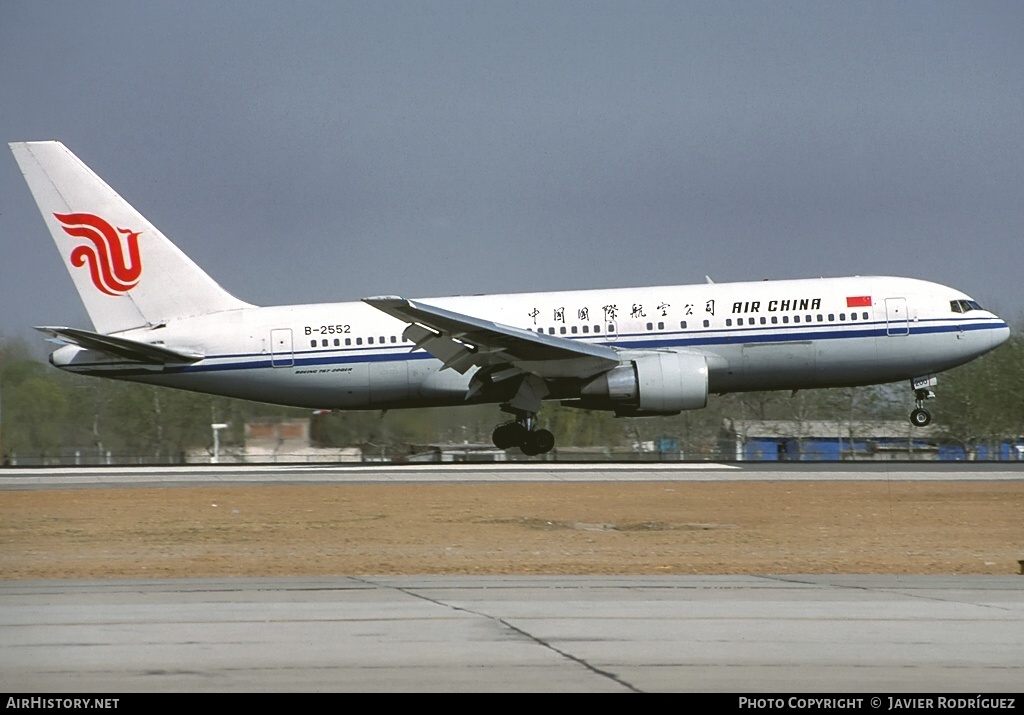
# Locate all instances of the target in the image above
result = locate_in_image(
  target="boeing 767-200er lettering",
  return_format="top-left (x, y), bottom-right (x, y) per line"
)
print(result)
top-left (10, 141), bottom-right (1011, 454)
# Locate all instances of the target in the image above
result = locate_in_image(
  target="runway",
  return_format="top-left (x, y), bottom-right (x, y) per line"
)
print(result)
top-left (2, 464), bottom-right (1021, 692)
top-left (2, 460), bottom-right (1022, 490)
top-left (2, 575), bottom-right (1021, 692)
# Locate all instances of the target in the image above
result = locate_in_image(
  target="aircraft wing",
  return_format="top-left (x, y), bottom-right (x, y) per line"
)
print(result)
top-left (362, 296), bottom-right (619, 377)
top-left (35, 326), bottom-right (204, 364)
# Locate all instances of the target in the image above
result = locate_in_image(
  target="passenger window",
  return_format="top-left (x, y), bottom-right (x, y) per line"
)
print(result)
top-left (862, 312), bottom-right (868, 320)
top-left (646, 322), bottom-right (653, 331)
top-left (794, 315), bottom-right (800, 323)
top-left (345, 338), bottom-right (352, 346)
top-left (760, 317), bottom-right (767, 325)
top-left (771, 316), bottom-right (778, 324)
top-left (839, 313), bottom-right (846, 321)
top-left (548, 328), bottom-right (555, 335)
top-left (782, 316), bottom-right (789, 324)
top-left (594, 325), bottom-right (601, 333)
top-left (607, 324), bottom-right (615, 333)
top-left (817, 314), bottom-right (823, 322)
top-left (726, 319), bottom-right (733, 327)
top-left (356, 338), bottom-right (363, 345)
top-left (559, 327), bottom-right (566, 334)
top-left (680, 321), bottom-right (687, 329)
top-left (309, 340), bottom-right (316, 347)
top-left (322, 339), bottom-right (328, 347)
top-left (582, 325), bottom-right (590, 334)
top-left (658, 321), bottom-right (664, 330)
top-left (828, 314), bottom-right (835, 321)
top-left (703, 319), bottom-right (710, 328)
top-left (334, 338), bottom-right (340, 346)
top-left (571, 326), bottom-right (578, 334)
top-left (850, 312), bottom-right (857, 320)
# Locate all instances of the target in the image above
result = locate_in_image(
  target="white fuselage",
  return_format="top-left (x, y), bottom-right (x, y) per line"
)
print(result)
top-left (54, 275), bottom-right (1011, 411)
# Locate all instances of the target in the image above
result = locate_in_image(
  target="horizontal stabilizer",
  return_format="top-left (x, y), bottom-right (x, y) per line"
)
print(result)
top-left (35, 326), bottom-right (203, 364)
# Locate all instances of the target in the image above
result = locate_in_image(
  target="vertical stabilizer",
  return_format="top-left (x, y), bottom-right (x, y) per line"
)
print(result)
top-left (10, 141), bottom-right (252, 334)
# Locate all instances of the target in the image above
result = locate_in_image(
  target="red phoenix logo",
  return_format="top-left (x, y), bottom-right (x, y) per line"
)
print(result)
top-left (54, 213), bottom-right (143, 296)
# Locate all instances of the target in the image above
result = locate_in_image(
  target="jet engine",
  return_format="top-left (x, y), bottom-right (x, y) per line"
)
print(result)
top-left (577, 351), bottom-right (709, 416)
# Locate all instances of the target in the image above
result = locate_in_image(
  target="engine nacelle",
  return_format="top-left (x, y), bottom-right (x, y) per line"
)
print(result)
top-left (580, 352), bottom-right (709, 415)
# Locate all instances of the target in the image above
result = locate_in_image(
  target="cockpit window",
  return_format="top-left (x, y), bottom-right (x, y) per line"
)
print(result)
top-left (950, 299), bottom-right (984, 313)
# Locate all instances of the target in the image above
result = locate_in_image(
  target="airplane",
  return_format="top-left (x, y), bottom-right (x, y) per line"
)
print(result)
top-left (10, 141), bottom-right (1011, 455)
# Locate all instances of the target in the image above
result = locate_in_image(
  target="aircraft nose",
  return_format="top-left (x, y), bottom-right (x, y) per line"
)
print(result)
top-left (961, 313), bottom-right (1010, 360)
top-left (992, 320), bottom-right (1011, 349)
top-left (978, 310), bottom-right (1012, 353)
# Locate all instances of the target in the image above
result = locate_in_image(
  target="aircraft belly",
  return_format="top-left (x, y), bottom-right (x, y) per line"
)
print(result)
top-left (739, 340), bottom-right (819, 390)
top-left (711, 335), bottom-right (897, 392)
top-left (414, 361), bottom-right (473, 402)
top-left (136, 366), bottom-right (372, 409)
top-left (813, 335), bottom-right (881, 386)
top-left (131, 357), bottom-right (473, 411)
top-left (874, 330), bottom-right (987, 378)
top-left (369, 361), bottom-right (409, 404)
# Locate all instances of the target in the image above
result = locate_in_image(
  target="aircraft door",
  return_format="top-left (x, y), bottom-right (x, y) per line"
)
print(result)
top-left (885, 298), bottom-right (909, 336)
top-left (270, 328), bottom-right (294, 367)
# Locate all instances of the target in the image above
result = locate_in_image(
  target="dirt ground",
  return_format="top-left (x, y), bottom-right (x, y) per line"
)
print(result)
top-left (1, 481), bottom-right (1022, 579)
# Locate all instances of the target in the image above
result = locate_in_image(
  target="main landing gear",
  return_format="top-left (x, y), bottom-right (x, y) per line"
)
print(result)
top-left (492, 407), bottom-right (555, 456)
top-left (909, 376), bottom-right (936, 427)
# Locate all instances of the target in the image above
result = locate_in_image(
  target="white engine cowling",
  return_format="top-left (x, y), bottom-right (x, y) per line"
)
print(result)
top-left (581, 352), bottom-right (709, 415)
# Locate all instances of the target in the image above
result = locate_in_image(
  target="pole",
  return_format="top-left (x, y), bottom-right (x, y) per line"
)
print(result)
top-left (211, 423), bottom-right (228, 464)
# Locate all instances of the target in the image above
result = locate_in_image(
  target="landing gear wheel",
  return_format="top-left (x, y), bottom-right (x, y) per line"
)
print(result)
top-left (520, 439), bottom-right (541, 457)
top-left (532, 429), bottom-right (555, 454)
top-left (492, 422), bottom-right (528, 449)
top-left (910, 408), bottom-right (932, 427)
top-left (519, 429), bottom-right (554, 456)
top-left (495, 403), bottom-right (557, 456)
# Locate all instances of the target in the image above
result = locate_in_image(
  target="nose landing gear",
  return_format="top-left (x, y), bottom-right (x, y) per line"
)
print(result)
top-left (910, 403), bottom-right (932, 427)
top-left (909, 376), bottom-right (936, 427)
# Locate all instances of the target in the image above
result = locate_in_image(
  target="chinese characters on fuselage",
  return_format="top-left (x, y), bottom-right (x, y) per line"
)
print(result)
top-left (527, 295), bottom-right (825, 325)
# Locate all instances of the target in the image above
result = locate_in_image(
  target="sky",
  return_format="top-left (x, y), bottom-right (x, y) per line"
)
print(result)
top-left (2, 1), bottom-right (1022, 341)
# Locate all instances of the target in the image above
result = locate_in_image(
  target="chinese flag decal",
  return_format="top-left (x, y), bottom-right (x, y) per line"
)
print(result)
top-left (846, 296), bottom-right (872, 308)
